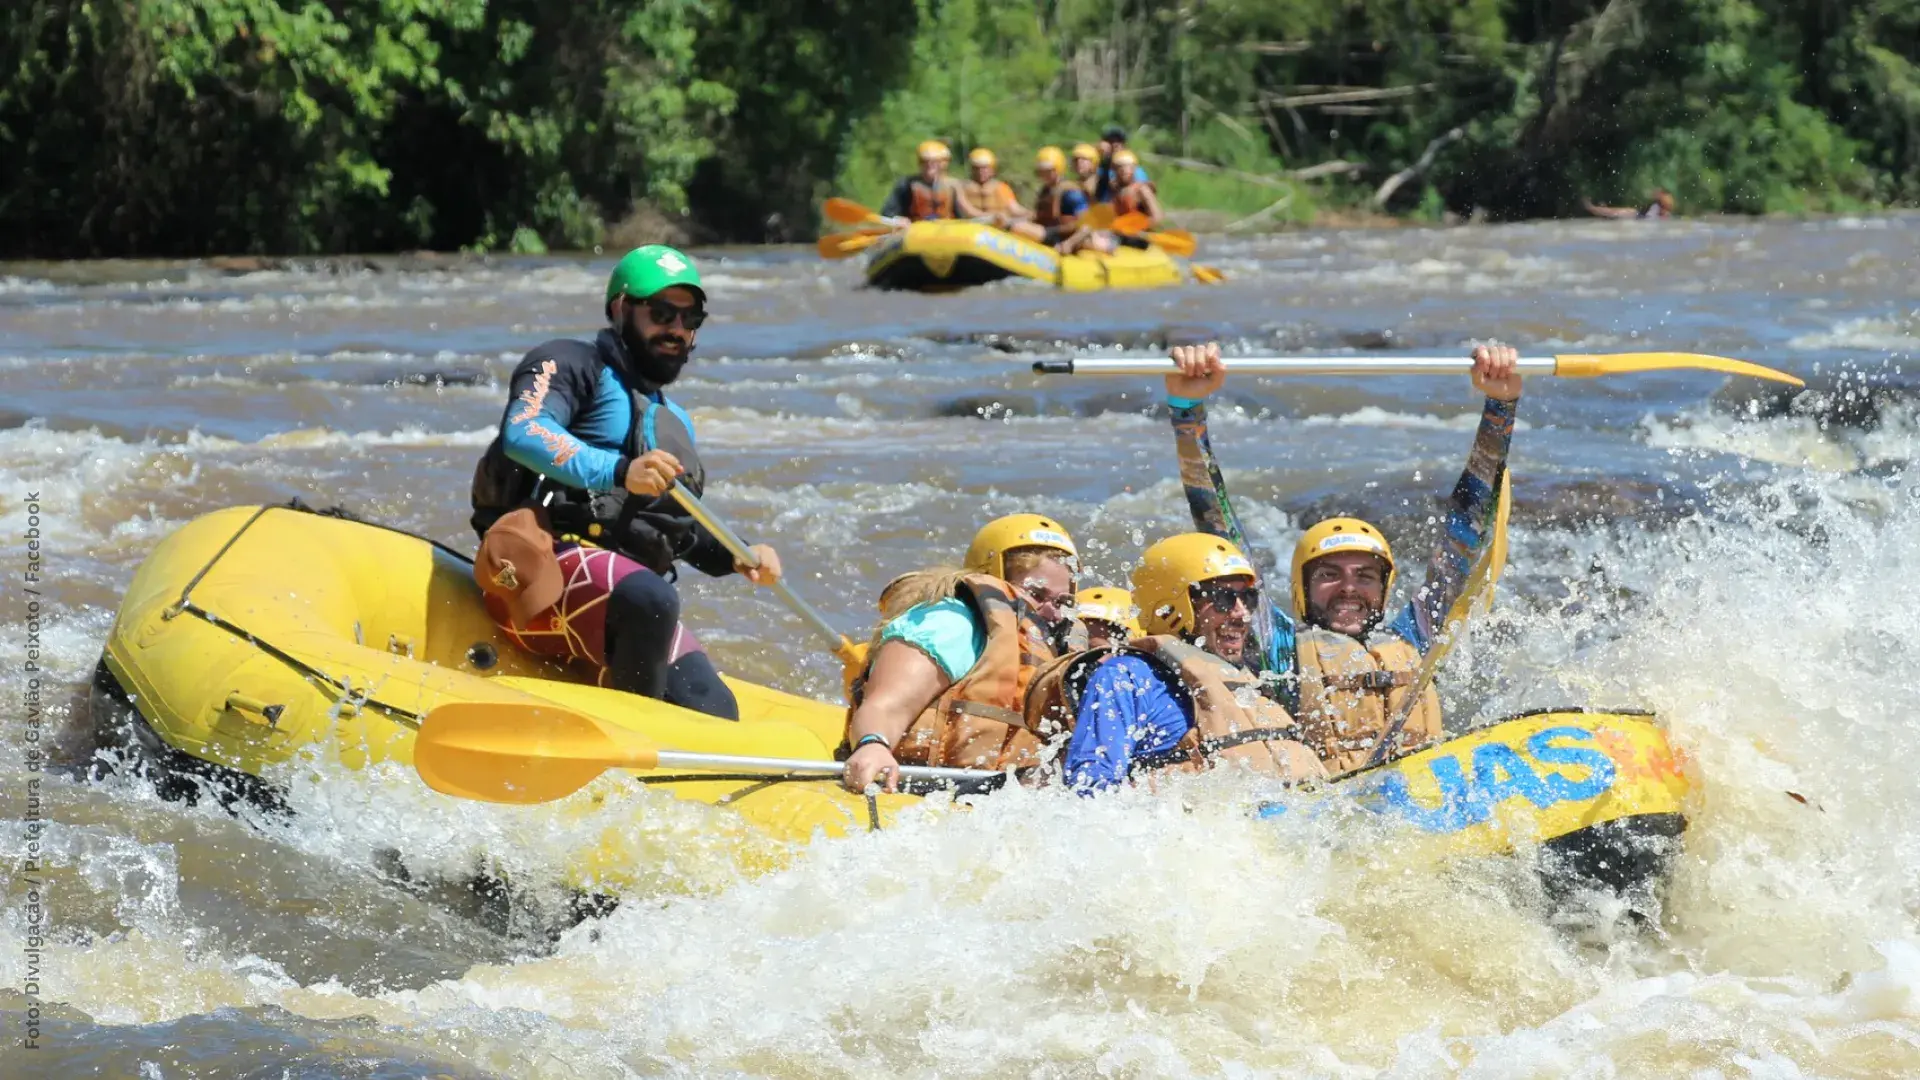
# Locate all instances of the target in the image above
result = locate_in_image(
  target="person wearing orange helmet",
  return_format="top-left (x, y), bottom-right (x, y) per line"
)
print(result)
top-left (879, 140), bottom-right (988, 222)
top-left (840, 513), bottom-right (1081, 792)
top-left (1157, 340), bottom-right (1523, 772)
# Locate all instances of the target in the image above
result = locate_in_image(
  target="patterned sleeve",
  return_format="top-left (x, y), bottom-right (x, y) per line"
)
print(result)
top-left (1384, 396), bottom-right (1518, 653)
top-left (1170, 401), bottom-right (1250, 546)
top-left (1169, 399), bottom-right (1296, 687)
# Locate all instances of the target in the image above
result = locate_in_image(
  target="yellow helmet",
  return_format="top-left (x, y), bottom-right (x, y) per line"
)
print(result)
top-left (1071, 143), bottom-right (1099, 164)
top-left (1035, 146), bottom-right (1067, 173)
top-left (1075, 587), bottom-right (1141, 636)
top-left (1111, 148), bottom-right (1138, 167)
top-left (1289, 517), bottom-right (1395, 615)
top-left (968, 147), bottom-right (997, 168)
top-left (1132, 533), bottom-right (1257, 636)
top-left (917, 140), bottom-right (951, 162)
top-left (965, 513), bottom-right (1077, 580)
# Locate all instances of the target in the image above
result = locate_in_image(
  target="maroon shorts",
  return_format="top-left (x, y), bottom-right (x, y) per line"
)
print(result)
top-left (482, 543), bottom-right (702, 684)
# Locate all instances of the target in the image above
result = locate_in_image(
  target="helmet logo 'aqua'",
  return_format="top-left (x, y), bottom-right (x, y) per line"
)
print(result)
top-left (655, 252), bottom-right (688, 274)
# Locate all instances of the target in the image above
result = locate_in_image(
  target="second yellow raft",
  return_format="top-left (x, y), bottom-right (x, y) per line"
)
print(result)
top-left (863, 220), bottom-right (1186, 292)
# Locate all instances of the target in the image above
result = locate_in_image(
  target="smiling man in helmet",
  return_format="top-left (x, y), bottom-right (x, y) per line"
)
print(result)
top-left (1018, 532), bottom-right (1325, 791)
top-left (880, 140), bottom-right (989, 223)
top-left (1159, 341), bottom-right (1522, 772)
top-left (840, 513), bottom-right (1081, 792)
top-left (468, 245), bottom-right (782, 721)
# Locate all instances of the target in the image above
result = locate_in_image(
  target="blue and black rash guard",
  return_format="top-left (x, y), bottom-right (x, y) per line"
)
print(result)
top-left (470, 329), bottom-right (736, 577)
top-left (1169, 393), bottom-right (1516, 707)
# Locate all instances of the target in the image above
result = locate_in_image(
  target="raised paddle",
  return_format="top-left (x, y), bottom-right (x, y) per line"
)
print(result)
top-left (817, 229), bottom-right (894, 259)
top-left (414, 702), bottom-right (998, 805)
top-left (824, 197), bottom-right (896, 227)
top-left (664, 482), bottom-right (867, 672)
top-left (1032, 352), bottom-right (1804, 387)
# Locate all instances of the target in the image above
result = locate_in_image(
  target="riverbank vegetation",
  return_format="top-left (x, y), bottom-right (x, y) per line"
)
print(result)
top-left (3, 0), bottom-right (1915, 256)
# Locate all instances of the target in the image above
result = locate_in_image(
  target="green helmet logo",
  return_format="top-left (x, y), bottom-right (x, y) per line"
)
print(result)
top-left (605, 244), bottom-right (705, 314)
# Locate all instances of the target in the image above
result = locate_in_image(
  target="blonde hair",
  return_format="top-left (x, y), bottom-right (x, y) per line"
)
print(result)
top-left (1003, 545), bottom-right (1074, 583)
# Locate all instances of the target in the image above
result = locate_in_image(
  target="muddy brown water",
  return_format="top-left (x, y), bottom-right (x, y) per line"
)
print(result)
top-left (2, 215), bottom-right (1918, 1077)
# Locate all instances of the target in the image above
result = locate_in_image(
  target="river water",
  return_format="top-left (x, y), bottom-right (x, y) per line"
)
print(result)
top-left (2, 215), bottom-right (1918, 1077)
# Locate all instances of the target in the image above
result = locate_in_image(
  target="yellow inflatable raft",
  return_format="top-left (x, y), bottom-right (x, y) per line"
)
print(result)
top-left (93, 505), bottom-right (1691, 899)
top-left (863, 220), bottom-right (1186, 292)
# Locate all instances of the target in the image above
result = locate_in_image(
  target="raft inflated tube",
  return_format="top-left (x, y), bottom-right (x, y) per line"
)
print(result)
top-left (97, 505), bottom-right (1692, 897)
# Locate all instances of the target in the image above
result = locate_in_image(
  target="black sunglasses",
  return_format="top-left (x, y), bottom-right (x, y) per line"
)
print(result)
top-left (1193, 581), bottom-right (1259, 613)
top-left (643, 297), bottom-right (708, 330)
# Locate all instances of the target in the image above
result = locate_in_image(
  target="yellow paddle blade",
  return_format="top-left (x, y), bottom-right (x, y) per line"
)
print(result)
top-left (413, 702), bottom-right (659, 805)
top-left (1190, 263), bottom-right (1226, 285)
top-left (1107, 211), bottom-right (1152, 235)
top-left (816, 230), bottom-right (892, 260)
top-left (1554, 352), bottom-right (1804, 387)
top-left (1144, 229), bottom-right (1196, 256)
top-left (824, 197), bottom-right (884, 226)
top-left (1081, 202), bottom-right (1117, 230)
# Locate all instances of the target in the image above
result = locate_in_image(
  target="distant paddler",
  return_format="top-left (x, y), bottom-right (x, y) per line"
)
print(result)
top-left (840, 514), bottom-right (1082, 793)
top-left (1070, 143), bottom-right (1102, 197)
top-left (468, 246), bottom-right (784, 722)
top-left (1093, 124), bottom-right (1151, 203)
top-left (960, 147), bottom-right (1029, 229)
top-left (1158, 341), bottom-right (1524, 772)
top-left (1008, 146), bottom-right (1091, 250)
top-left (1107, 150), bottom-right (1164, 248)
top-left (1583, 188), bottom-right (1676, 220)
top-left (880, 140), bottom-right (989, 223)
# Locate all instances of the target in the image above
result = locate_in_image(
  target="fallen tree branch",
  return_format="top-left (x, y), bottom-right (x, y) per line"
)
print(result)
top-left (1262, 83), bottom-right (1437, 109)
top-left (1138, 151), bottom-right (1362, 185)
top-left (1372, 126), bottom-right (1466, 207)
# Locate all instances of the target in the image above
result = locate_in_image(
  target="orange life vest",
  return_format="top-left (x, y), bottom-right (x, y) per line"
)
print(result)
top-left (1113, 181), bottom-right (1153, 219)
top-left (1293, 628), bottom-right (1443, 774)
top-left (963, 178), bottom-right (1018, 215)
top-left (1025, 636), bottom-right (1325, 783)
top-left (849, 573), bottom-right (1054, 769)
top-left (908, 178), bottom-right (957, 221)
top-left (1033, 182), bottom-right (1080, 231)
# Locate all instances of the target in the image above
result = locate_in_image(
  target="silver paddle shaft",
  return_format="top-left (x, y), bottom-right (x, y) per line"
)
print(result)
top-left (654, 751), bottom-right (995, 785)
top-left (666, 482), bottom-right (852, 653)
top-left (1033, 356), bottom-right (1558, 377)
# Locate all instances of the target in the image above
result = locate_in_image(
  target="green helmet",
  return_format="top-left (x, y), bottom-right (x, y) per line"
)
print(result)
top-left (605, 245), bottom-right (705, 314)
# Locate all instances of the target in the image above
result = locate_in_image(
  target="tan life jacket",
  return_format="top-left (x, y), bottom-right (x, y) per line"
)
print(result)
top-left (1025, 635), bottom-right (1325, 784)
top-left (1294, 627), bottom-right (1443, 774)
top-left (963, 178), bottom-right (1019, 215)
top-left (849, 572), bottom-right (1054, 770)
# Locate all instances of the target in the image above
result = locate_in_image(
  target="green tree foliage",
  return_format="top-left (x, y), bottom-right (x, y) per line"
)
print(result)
top-left (0, 0), bottom-right (731, 255)
top-left (0, 0), bottom-right (1915, 256)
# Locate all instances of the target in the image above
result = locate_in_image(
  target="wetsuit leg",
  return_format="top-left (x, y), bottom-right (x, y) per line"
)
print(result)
top-left (601, 568), bottom-right (682, 700)
top-left (664, 652), bottom-right (740, 721)
top-left (1117, 234), bottom-right (1150, 249)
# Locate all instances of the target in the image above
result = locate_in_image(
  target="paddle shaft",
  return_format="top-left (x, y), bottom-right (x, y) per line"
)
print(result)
top-left (1036, 357), bottom-right (1559, 377)
top-left (665, 483), bottom-right (855, 656)
top-left (653, 750), bottom-right (995, 787)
